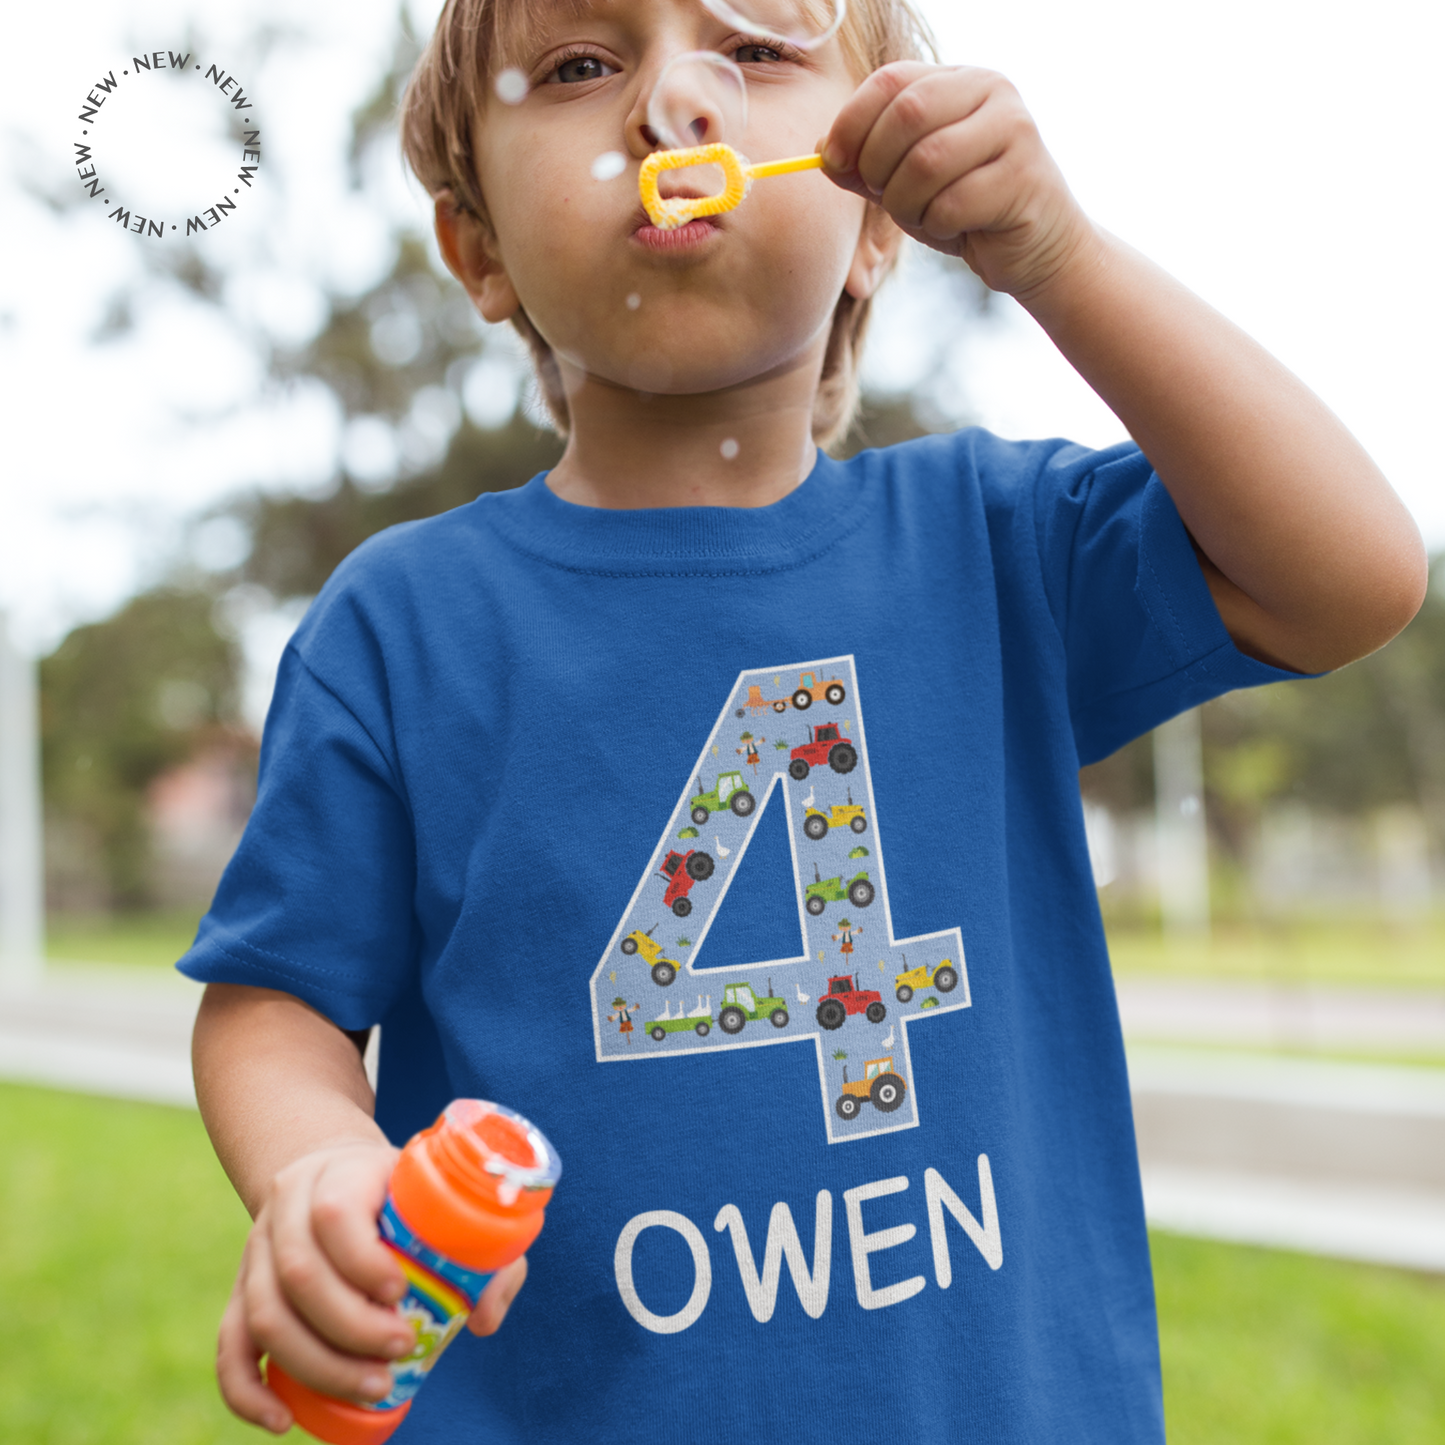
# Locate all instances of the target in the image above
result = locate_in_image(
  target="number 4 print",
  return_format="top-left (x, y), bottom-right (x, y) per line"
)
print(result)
top-left (589, 656), bottom-right (970, 1143)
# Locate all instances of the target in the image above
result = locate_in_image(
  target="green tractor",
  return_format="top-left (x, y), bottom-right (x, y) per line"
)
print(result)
top-left (717, 979), bottom-right (790, 1035)
top-left (805, 863), bottom-right (875, 916)
top-left (620, 924), bottom-right (684, 986)
top-left (690, 771), bottom-right (757, 826)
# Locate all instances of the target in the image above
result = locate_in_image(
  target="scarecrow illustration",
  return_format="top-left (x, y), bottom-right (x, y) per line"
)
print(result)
top-left (832, 919), bottom-right (862, 957)
top-left (608, 997), bottom-right (641, 1044)
top-left (736, 731), bottom-right (766, 774)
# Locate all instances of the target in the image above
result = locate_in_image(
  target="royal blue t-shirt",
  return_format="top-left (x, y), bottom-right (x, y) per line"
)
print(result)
top-left (179, 430), bottom-right (1295, 1443)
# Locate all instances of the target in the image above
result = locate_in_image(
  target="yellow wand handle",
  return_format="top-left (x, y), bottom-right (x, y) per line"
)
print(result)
top-left (744, 153), bottom-right (825, 182)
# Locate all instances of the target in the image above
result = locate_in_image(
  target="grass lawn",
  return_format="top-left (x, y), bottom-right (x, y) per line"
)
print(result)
top-left (3, 1085), bottom-right (1445, 1442)
top-left (44, 911), bottom-right (204, 972)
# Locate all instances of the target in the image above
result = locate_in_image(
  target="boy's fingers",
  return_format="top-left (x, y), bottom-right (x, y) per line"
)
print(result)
top-left (268, 1171), bottom-right (413, 1360)
top-left (217, 1283), bottom-right (293, 1434)
top-left (853, 68), bottom-right (996, 200)
top-left (822, 61), bottom-right (937, 175)
top-left (243, 1226), bottom-right (400, 1406)
top-left (876, 102), bottom-right (1019, 234)
top-left (467, 1256), bottom-right (528, 1337)
top-left (307, 1148), bottom-right (406, 1304)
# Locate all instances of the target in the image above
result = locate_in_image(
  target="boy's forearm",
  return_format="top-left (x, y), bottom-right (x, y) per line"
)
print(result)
top-left (193, 983), bottom-right (390, 1218)
top-left (1019, 228), bottom-right (1426, 672)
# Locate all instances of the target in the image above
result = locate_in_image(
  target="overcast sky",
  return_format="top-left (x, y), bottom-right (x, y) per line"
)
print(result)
top-left (2, 0), bottom-right (1440, 656)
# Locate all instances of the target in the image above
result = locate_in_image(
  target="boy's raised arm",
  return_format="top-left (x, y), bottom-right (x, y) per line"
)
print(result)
top-left (823, 64), bottom-right (1427, 673)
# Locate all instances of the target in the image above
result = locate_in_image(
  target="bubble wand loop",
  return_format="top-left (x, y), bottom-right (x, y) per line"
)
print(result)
top-left (639, 144), bottom-right (824, 230)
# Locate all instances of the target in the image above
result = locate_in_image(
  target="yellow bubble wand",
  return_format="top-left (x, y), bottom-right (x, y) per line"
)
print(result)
top-left (639, 144), bottom-right (824, 229)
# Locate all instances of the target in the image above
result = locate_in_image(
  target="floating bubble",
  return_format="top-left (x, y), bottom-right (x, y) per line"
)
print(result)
top-left (700, 0), bottom-right (847, 52)
top-left (591, 150), bottom-right (628, 181)
top-left (648, 51), bottom-right (748, 152)
top-left (494, 68), bottom-right (529, 105)
top-left (625, 293), bottom-right (642, 310)
top-left (720, 438), bottom-right (740, 460)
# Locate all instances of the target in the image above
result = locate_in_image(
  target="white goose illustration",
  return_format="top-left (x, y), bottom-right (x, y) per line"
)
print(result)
top-left (880, 1025), bottom-right (895, 1049)
top-left (688, 994), bottom-right (712, 1019)
top-left (658, 998), bottom-right (675, 1021)
top-left (802, 783), bottom-right (816, 809)
top-left (795, 981), bottom-right (810, 1004)
top-left (715, 834), bottom-right (731, 858)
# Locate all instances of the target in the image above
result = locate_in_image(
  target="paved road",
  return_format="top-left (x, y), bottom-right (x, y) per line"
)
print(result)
top-left (3, 969), bottom-right (1443, 1271)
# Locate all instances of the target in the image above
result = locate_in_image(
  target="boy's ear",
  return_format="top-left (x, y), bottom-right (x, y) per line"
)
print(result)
top-left (844, 204), bottom-right (903, 302)
top-left (434, 189), bottom-right (520, 325)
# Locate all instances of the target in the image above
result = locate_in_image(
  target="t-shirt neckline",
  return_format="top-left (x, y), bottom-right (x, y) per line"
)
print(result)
top-left (479, 448), bottom-right (869, 577)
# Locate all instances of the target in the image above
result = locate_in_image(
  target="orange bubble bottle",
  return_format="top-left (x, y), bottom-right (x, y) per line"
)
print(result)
top-left (267, 1100), bottom-right (562, 1445)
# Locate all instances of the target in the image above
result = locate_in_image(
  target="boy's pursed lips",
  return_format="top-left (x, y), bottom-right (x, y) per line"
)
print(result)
top-left (630, 189), bottom-right (725, 253)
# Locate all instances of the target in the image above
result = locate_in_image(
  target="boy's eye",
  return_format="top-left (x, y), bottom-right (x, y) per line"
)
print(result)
top-left (550, 54), bottom-right (616, 84)
top-left (732, 43), bottom-right (785, 63)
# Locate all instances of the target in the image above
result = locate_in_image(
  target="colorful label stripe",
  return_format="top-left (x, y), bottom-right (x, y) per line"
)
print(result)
top-left (369, 1197), bottom-right (495, 1411)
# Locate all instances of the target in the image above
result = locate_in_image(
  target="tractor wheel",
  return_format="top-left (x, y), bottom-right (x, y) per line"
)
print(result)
top-left (835, 1094), bottom-right (861, 1120)
top-left (651, 961), bottom-right (677, 987)
top-left (792, 689), bottom-right (813, 710)
top-left (691, 806), bottom-right (709, 825)
top-left (934, 966), bottom-right (959, 993)
top-left (849, 879), bottom-right (875, 908)
top-left (865, 1001), bottom-right (887, 1024)
top-left (788, 759), bottom-right (810, 781)
top-left (870, 1073), bottom-right (907, 1112)
top-left (694, 1019), bottom-right (710, 1037)
top-left (829, 744), bottom-right (858, 774)
top-left (730, 790), bottom-right (756, 817)
top-left (806, 895), bottom-right (826, 916)
top-left (672, 897), bottom-right (692, 917)
top-left (773, 700), bottom-right (788, 713)
top-left (650, 1026), bottom-right (667, 1042)
top-left (686, 852), bottom-right (715, 881)
top-left (825, 684), bottom-right (845, 705)
top-left (896, 984), bottom-right (914, 1003)
top-left (850, 816), bottom-right (868, 833)
top-left (719, 1006), bottom-right (746, 1035)
top-left (817, 998), bottom-right (846, 1031)
top-left (620, 938), bottom-right (639, 955)
top-left (804, 814), bottom-right (828, 840)
top-left (770, 1008), bottom-right (789, 1028)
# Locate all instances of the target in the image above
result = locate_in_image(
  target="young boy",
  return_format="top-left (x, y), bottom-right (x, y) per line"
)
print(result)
top-left (183, 0), bottom-right (1425, 1440)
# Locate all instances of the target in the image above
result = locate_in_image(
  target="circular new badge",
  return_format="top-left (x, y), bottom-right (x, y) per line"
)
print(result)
top-left (73, 48), bottom-right (261, 239)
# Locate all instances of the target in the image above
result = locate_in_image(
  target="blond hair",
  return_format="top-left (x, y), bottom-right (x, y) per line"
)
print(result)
top-left (401, 1), bottom-right (936, 447)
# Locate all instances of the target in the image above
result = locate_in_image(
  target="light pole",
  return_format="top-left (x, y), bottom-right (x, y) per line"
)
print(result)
top-left (0, 612), bottom-right (45, 989)
top-left (1154, 708), bottom-right (1210, 938)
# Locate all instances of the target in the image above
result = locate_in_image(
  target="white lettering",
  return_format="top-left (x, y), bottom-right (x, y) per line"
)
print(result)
top-left (713, 1192), bottom-right (832, 1322)
top-left (614, 1210), bottom-right (711, 1335)
top-left (842, 1175), bottom-right (925, 1310)
top-left (926, 1157), bottom-right (1003, 1280)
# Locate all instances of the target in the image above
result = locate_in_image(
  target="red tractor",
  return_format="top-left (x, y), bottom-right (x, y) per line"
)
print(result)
top-left (658, 848), bottom-right (714, 917)
top-left (788, 723), bottom-right (858, 781)
top-left (815, 973), bottom-right (887, 1030)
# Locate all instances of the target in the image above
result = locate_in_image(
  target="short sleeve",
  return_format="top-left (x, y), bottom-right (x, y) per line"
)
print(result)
top-left (176, 641), bottom-right (419, 1031)
top-left (1028, 441), bottom-right (1310, 764)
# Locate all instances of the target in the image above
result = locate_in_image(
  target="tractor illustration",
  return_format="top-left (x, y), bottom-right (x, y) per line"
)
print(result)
top-left (658, 848), bottom-right (714, 917)
top-left (690, 771), bottom-right (756, 825)
top-left (789, 671), bottom-right (847, 711)
top-left (803, 788), bottom-right (868, 839)
top-left (815, 973), bottom-right (887, 1029)
top-left (835, 1055), bottom-right (907, 1118)
top-left (894, 955), bottom-right (961, 1003)
top-left (736, 684), bottom-right (791, 717)
top-left (788, 722), bottom-right (857, 780)
top-left (805, 863), bottom-right (875, 915)
top-left (717, 979), bottom-right (790, 1035)
top-left (620, 925), bottom-right (685, 987)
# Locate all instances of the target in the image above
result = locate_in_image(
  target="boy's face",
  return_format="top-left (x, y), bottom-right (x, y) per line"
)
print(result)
top-left (463, 0), bottom-right (882, 399)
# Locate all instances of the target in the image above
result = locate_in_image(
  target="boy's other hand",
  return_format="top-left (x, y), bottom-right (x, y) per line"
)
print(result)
top-left (821, 63), bottom-right (1092, 301)
top-left (218, 1140), bottom-right (408, 1433)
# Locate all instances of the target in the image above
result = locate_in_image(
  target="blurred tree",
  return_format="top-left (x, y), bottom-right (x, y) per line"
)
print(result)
top-left (40, 589), bottom-right (247, 910)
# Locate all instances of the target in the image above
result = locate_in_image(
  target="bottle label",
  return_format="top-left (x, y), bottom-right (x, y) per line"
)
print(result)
top-left (371, 1197), bottom-right (494, 1410)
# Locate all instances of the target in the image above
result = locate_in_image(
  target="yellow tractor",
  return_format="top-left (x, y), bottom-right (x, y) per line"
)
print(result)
top-left (835, 1056), bottom-right (907, 1119)
top-left (620, 925), bottom-right (684, 987)
top-left (893, 955), bottom-right (960, 1003)
top-left (803, 787), bottom-right (868, 840)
